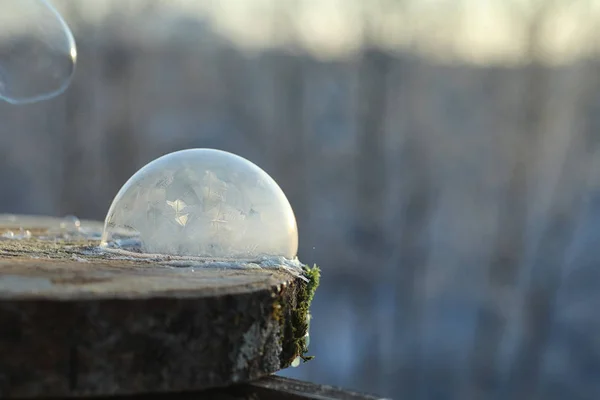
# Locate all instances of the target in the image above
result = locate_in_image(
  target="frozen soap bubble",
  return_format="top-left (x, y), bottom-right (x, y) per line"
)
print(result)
top-left (100, 149), bottom-right (298, 260)
top-left (0, 0), bottom-right (77, 104)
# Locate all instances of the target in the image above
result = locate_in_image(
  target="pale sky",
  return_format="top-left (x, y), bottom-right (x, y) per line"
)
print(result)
top-left (22, 0), bottom-right (600, 65)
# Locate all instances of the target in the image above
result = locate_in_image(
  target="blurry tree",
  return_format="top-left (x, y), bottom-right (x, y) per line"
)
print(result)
top-left (58, 1), bottom-right (85, 215)
top-left (352, 0), bottom-right (437, 395)
top-left (469, 1), bottom-right (590, 398)
top-left (268, 0), bottom-right (311, 255)
top-left (507, 0), bottom-right (600, 397)
top-left (353, 0), bottom-right (391, 255)
top-left (101, 7), bottom-right (139, 201)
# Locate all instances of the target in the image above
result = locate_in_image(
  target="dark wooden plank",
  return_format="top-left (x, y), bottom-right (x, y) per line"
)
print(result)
top-left (77, 376), bottom-right (391, 400)
top-left (0, 216), bottom-right (319, 398)
top-left (238, 375), bottom-right (392, 400)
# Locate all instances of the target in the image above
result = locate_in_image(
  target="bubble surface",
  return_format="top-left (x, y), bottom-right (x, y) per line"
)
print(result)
top-left (101, 149), bottom-right (298, 259)
top-left (0, 0), bottom-right (77, 104)
top-left (60, 215), bottom-right (81, 231)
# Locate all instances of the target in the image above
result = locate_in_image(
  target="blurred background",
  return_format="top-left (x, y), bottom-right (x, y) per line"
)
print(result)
top-left (2, 0), bottom-right (600, 398)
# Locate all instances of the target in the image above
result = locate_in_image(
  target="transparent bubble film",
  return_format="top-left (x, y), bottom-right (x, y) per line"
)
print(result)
top-left (0, 0), bottom-right (77, 104)
top-left (101, 149), bottom-right (298, 260)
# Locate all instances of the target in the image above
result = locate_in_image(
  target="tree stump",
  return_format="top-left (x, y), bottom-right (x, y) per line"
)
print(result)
top-left (0, 215), bottom-right (319, 398)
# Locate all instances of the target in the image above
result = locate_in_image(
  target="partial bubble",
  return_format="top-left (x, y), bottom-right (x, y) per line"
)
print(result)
top-left (60, 215), bottom-right (81, 231)
top-left (101, 149), bottom-right (298, 260)
top-left (0, 0), bottom-right (77, 104)
top-left (17, 228), bottom-right (32, 239)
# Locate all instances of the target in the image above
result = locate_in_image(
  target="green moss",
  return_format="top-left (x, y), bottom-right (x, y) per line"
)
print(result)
top-left (272, 301), bottom-right (284, 323)
top-left (278, 264), bottom-right (320, 366)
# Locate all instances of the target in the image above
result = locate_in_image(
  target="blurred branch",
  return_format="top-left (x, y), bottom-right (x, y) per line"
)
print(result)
top-left (506, 3), bottom-right (600, 395)
top-left (357, 0), bottom-right (409, 48)
top-left (469, 0), bottom-right (557, 395)
top-left (270, 0), bottom-right (304, 50)
top-left (272, 52), bottom-right (309, 247)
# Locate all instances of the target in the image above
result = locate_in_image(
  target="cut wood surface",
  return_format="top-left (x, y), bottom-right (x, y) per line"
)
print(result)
top-left (0, 215), bottom-right (317, 398)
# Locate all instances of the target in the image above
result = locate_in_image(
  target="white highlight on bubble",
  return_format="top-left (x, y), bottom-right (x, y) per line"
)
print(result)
top-left (0, 0), bottom-right (77, 104)
top-left (100, 149), bottom-right (298, 260)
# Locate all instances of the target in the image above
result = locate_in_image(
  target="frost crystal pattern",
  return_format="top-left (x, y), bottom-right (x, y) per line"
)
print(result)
top-left (100, 149), bottom-right (298, 259)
